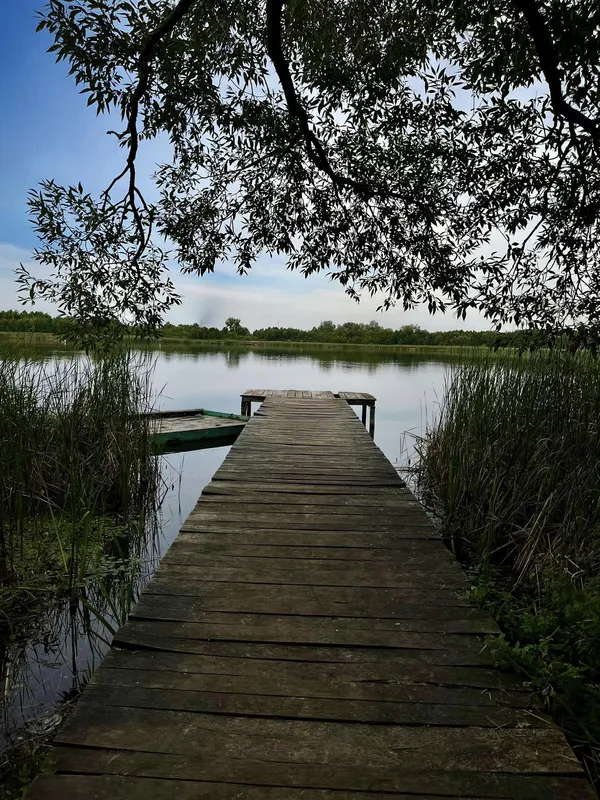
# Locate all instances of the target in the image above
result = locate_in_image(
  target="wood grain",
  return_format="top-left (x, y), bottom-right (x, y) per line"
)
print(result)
top-left (27, 395), bottom-right (593, 799)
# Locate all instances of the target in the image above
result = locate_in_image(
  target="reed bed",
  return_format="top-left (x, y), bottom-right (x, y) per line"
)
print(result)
top-left (0, 349), bottom-right (161, 794)
top-left (417, 351), bottom-right (600, 576)
top-left (416, 350), bottom-right (600, 783)
top-left (0, 351), bottom-right (158, 593)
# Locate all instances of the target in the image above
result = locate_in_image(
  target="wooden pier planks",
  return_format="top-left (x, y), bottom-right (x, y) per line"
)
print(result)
top-left (29, 397), bottom-right (594, 799)
top-left (241, 390), bottom-right (376, 435)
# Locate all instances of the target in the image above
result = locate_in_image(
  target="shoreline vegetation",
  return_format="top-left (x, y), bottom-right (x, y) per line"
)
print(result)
top-left (0, 309), bottom-right (532, 351)
top-left (0, 350), bottom-right (160, 797)
top-left (416, 350), bottom-right (600, 787)
top-left (0, 330), bottom-right (488, 356)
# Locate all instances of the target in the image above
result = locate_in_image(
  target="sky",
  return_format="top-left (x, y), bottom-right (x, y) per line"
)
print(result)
top-left (0, 1), bottom-right (495, 332)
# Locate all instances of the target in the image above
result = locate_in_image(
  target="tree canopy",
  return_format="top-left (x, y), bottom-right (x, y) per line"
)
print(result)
top-left (23, 0), bottom-right (600, 339)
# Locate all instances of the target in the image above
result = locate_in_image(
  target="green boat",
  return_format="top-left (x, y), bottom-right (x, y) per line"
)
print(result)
top-left (149, 408), bottom-right (249, 453)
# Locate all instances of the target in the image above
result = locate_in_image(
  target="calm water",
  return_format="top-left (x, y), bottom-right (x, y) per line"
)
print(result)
top-left (0, 343), bottom-right (457, 748)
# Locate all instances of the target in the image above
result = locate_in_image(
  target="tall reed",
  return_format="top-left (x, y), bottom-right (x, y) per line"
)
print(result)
top-left (0, 350), bottom-right (159, 602)
top-left (416, 350), bottom-right (600, 781)
top-left (416, 350), bottom-right (600, 581)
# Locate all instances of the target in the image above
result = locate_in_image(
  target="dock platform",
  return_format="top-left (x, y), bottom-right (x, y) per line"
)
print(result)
top-left (30, 395), bottom-right (593, 798)
top-left (241, 389), bottom-right (376, 435)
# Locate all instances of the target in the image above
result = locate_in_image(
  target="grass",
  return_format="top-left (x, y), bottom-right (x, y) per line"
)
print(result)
top-left (0, 332), bottom-right (59, 342)
top-left (0, 349), bottom-right (161, 639)
top-left (0, 330), bottom-right (495, 355)
top-left (416, 350), bottom-right (600, 785)
top-left (157, 337), bottom-right (488, 355)
top-left (0, 349), bottom-right (161, 796)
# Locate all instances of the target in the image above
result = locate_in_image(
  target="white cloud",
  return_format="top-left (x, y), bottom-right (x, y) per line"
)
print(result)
top-left (172, 272), bottom-right (493, 332)
top-left (0, 243), bottom-right (56, 313)
top-left (0, 241), bottom-right (495, 331)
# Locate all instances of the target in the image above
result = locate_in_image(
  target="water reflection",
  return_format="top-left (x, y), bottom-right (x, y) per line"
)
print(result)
top-left (1, 526), bottom-right (161, 751)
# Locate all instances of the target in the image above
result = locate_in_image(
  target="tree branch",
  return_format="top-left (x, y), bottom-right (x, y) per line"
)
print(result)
top-left (265, 0), bottom-right (376, 200)
top-left (512, 0), bottom-right (599, 138)
top-left (105, 0), bottom-right (198, 261)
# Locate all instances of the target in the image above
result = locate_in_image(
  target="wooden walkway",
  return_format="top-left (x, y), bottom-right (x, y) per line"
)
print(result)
top-left (240, 390), bottom-right (376, 435)
top-left (30, 397), bottom-right (593, 799)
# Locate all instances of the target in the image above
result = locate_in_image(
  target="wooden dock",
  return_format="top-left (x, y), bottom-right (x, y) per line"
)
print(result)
top-left (241, 389), bottom-right (376, 435)
top-left (30, 395), bottom-right (593, 798)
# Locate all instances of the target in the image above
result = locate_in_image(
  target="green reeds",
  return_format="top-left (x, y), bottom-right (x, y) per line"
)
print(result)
top-left (416, 349), bottom-right (600, 782)
top-left (0, 349), bottom-right (159, 611)
top-left (0, 349), bottom-right (162, 793)
top-left (416, 350), bottom-right (600, 579)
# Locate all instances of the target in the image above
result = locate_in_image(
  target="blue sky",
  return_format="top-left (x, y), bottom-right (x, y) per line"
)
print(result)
top-left (0, 1), bottom-right (492, 331)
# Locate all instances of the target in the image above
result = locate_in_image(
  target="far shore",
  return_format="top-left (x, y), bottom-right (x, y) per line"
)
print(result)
top-left (0, 330), bottom-right (490, 355)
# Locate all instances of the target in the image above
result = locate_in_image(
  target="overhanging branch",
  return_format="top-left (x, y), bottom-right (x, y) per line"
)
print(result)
top-left (513, 0), bottom-right (599, 138)
top-left (106, 0), bottom-right (199, 260)
top-left (265, 0), bottom-right (376, 200)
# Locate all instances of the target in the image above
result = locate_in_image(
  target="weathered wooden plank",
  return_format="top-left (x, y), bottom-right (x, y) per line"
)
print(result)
top-left (221, 448), bottom-right (389, 458)
top-left (240, 432), bottom-right (367, 437)
top-left (169, 538), bottom-right (453, 563)
top-left (235, 428), bottom-right (375, 435)
top-left (32, 394), bottom-right (590, 799)
top-left (145, 580), bottom-right (471, 612)
top-left (216, 459), bottom-right (398, 472)
top-left (179, 524), bottom-right (437, 539)
top-left (338, 392), bottom-right (376, 401)
top-left (190, 503), bottom-right (428, 519)
top-left (181, 517), bottom-right (436, 532)
top-left (204, 481), bottom-right (408, 495)
top-left (153, 562), bottom-right (467, 591)
top-left (131, 598), bottom-right (497, 635)
top-left (34, 773), bottom-right (527, 800)
top-left (221, 456), bottom-right (396, 467)
top-left (93, 664), bottom-right (532, 706)
top-left (160, 550), bottom-right (462, 579)
top-left (100, 648), bottom-right (528, 691)
top-left (187, 508), bottom-right (425, 524)
top-left (174, 530), bottom-right (439, 546)
top-left (80, 684), bottom-right (543, 727)
top-left (212, 473), bottom-right (403, 486)
top-left (45, 749), bottom-right (596, 798)
top-left (116, 617), bottom-right (486, 651)
top-left (198, 491), bottom-right (419, 507)
top-left (53, 705), bottom-right (574, 772)
top-left (109, 633), bottom-right (512, 666)
top-left (186, 509), bottom-right (430, 527)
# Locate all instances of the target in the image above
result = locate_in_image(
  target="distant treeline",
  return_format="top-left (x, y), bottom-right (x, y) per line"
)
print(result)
top-left (0, 310), bottom-right (74, 335)
top-left (161, 318), bottom-right (520, 348)
top-left (0, 310), bottom-right (538, 348)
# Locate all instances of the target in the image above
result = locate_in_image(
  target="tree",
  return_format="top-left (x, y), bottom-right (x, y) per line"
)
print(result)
top-left (22, 0), bottom-right (600, 341)
top-left (224, 317), bottom-right (247, 336)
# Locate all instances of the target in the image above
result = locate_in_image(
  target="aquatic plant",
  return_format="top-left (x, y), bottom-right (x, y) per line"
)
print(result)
top-left (0, 349), bottom-right (163, 795)
top-left (0, 350), bottom-right (158, 591)
top-left (417, 350), bottom-right (600, 578)
top-left (416, 349), bottom-right (600, 784)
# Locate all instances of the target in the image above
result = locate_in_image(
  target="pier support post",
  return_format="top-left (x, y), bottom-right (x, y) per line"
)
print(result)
top-left (361, 405), bottom-right (367, 426)
top-left (369, 404), bottom-right (376, 438)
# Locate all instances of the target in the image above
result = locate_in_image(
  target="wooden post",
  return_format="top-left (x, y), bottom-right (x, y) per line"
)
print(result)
top-left (361, 404), bottom-right (367, 426)
top-left (369, 404), bottom-right (376, 438)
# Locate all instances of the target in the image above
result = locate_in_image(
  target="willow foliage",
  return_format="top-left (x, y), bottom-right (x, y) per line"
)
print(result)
top-left (24, 0), bottom-right (600, 340)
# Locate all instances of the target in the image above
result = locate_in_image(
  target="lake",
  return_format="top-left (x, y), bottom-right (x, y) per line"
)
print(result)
top-left (0, 342), bottom-right (458, 749)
